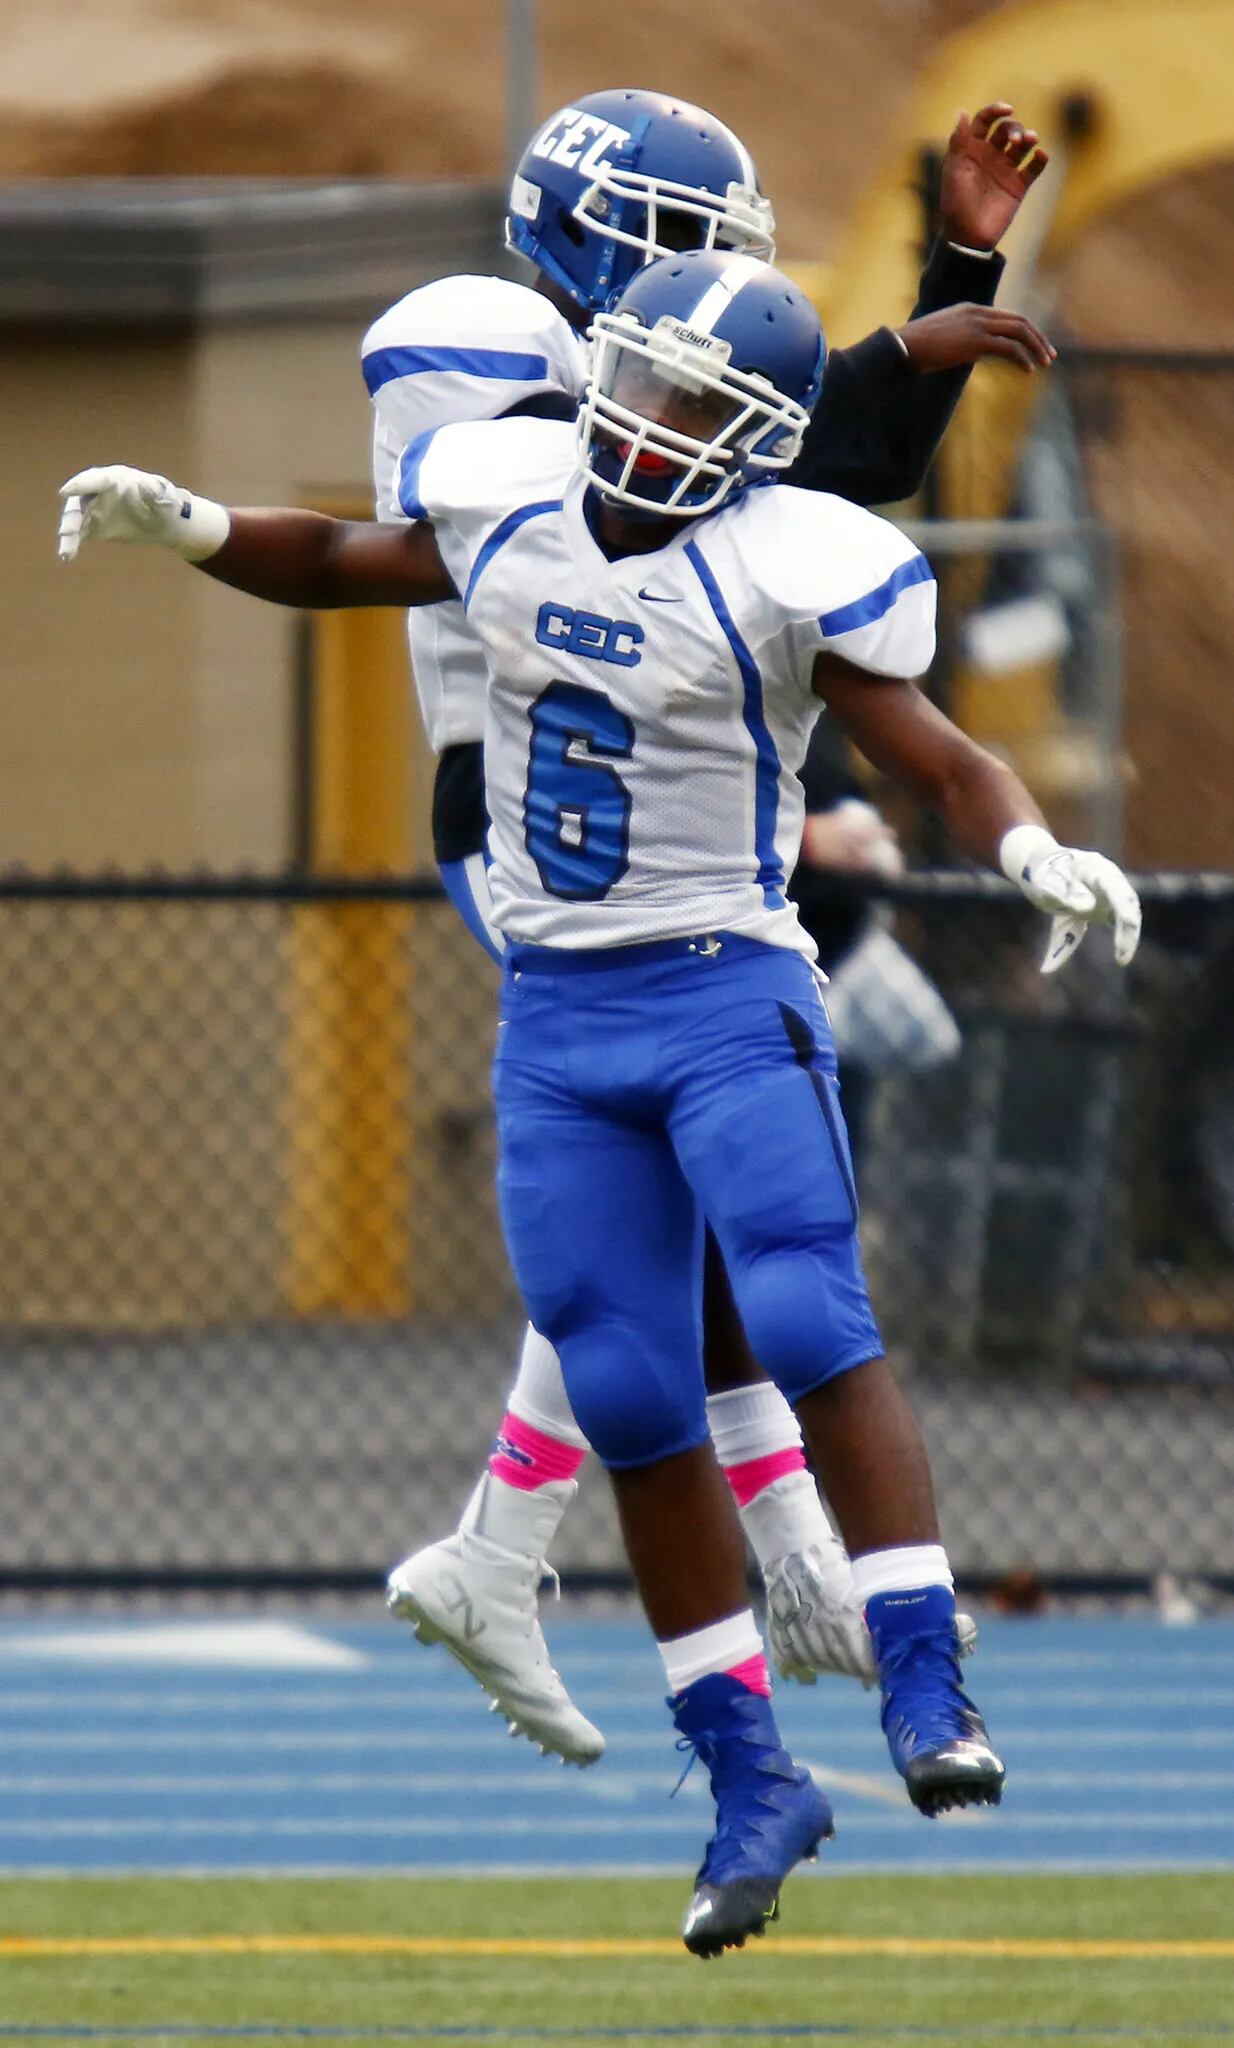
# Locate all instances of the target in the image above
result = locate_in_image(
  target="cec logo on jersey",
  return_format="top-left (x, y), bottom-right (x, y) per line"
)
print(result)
top-left (535, 601), bottom-right (644, 669)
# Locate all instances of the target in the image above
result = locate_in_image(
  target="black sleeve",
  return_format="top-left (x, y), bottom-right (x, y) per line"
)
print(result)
top-left (432, 741), bottom-right (488, 864)
top-left (499, 390), bottom-right (579, 423)
top-left (789, 723), bottom-right (870, 967)
top-left (787, 237), bottom-right (1006, 507)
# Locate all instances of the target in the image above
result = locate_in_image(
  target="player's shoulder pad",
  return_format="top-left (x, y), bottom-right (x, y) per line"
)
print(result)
top-left (398, 415), bottom-right (576, 527)
top-left (734, 485), bottom-right (925, 616)
top-left (735, 485), bottom-right (935, 677)
top-left (361, 273), bottom-right (578, 395)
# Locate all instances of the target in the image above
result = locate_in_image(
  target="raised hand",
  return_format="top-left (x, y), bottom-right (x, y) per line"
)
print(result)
top-left (897, 303), bottom-right (1056, 376)
top-left (940, 102), bottom-right (1049, 253)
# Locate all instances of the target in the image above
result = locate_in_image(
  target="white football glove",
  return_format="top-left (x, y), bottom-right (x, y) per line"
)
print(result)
top-left (765, 1547), bottom-right (979, 1687)
top-left (58, 465), bottom-right (230, 565)
top-left (1000, 823), bottom-right (1141, 975)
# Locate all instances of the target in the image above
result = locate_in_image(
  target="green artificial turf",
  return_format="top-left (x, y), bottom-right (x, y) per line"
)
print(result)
top-left (1, 1872), bottom-right (1231, 2047)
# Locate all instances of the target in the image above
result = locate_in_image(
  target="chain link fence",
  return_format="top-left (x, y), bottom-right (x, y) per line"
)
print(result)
top-left (1, 869), bottom-right (1231, 1594)
top-left (935, 350), bottom-right (1234, 872)
top-left (1059, 351), bottom-right (1234, 874)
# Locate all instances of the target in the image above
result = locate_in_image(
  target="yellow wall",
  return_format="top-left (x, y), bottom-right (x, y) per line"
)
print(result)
top-left (821, 0), bottom-right (1234, 351)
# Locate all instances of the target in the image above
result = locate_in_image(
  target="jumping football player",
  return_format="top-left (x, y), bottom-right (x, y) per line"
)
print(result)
top-left (357, 88), bottom-right (1051, 1750)
top-left (57, 249), bottom-right (1137, 1956)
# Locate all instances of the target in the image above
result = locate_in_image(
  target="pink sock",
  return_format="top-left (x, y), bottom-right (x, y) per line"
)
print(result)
top-left (723, 1445), bottom-right (807, 1509)
top-left (726, 1652), bottom-right (772, 1697)
top-left (489, 1410), bottom-right (586, 1493)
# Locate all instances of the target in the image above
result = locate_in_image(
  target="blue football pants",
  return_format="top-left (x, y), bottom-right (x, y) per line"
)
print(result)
top-left (494, 935), bottom-right (883, 1471)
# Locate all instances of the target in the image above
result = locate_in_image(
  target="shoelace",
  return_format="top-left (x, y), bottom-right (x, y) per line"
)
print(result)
top-left (458, 1536), bottom-right (563, 1669)
top-left (670, 1734), bottom-right (699, 1800)
top-left (521, 1565), bottom-right (562, 1673)
top-left (669, 1723), bottom-right (790, 1836)
top-left (670, 1724), bottom-right (757, 1806)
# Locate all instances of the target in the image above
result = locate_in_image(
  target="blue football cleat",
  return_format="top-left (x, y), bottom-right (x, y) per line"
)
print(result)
top-left (671, 1673), bottom-right (834, 1958)
top-left (867, 1586), bottom-right (1005, 1818)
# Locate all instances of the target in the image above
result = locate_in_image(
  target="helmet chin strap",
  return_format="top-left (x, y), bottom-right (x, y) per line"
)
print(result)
top-left (589, 479), bottom-right (680, 529)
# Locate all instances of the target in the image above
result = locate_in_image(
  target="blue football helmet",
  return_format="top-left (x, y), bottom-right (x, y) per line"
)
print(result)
top-left (505, 88), bottom-right (775, 314)
top-left (578, 250), bottom-right (825, 518)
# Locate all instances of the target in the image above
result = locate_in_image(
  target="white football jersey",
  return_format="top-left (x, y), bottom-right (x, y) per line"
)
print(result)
top-left (361, 274), bottom-right (588, 750)
top-left (402, 418), bottom-right (936, 957)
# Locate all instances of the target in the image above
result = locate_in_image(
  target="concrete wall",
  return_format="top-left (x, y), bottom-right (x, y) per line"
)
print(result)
top-left (2, 312), bottom-right (375, 870)
top-left (2, 332), bottom-right (198, 866)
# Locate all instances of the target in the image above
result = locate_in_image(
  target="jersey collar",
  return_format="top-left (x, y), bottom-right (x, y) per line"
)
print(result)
top-left (566, 470), bottom-right (722, 574)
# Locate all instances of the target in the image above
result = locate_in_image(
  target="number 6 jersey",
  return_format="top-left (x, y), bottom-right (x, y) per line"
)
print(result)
top-left (401, 416), bottom-right (937, 959)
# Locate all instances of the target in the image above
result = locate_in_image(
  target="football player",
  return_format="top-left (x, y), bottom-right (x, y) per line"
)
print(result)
top-left (57, 83), bottom-right (1055, 1761)
top-left (57, 87), bottom-right (1052, 1768)
top-left (57, 250), bottom-right (1137, 1957)
top-left (359, 89), bottom-right (1050, 1751)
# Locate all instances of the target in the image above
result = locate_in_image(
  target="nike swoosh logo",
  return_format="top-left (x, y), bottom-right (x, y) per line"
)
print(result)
top-left (638, 587), bottom-right (683, 604)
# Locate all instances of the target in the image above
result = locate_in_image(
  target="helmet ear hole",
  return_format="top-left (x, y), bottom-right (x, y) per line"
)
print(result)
top-left (557, 210), bottom-right (587, 249)
top-left (657, 211), bottom-right (707, 254)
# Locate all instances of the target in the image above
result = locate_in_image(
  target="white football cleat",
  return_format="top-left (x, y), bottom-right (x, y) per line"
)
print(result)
top-left (387, 1474), bottom-right (605, 1767)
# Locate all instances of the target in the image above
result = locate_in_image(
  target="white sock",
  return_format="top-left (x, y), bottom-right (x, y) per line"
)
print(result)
top-left (705, 1382), bottom-right (804, 1464)
top-left (505, 1324), bottom-right (589, 1451)
top-left (659, 1609), bottom-right (767, 1694)
top-left (850, 1545), bottom-right (954, 1608)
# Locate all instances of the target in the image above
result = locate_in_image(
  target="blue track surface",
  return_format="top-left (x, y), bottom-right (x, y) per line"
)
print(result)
top-left (2, 1614), bottom-right (1232, 1874)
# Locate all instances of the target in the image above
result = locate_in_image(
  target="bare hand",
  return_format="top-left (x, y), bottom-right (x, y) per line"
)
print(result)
top-left (940, 102), bottom-right (1049, 252)
top-left (897, 303), bottom-right (1056, 375)
top-left (800, 800), bottom-right (904, 877)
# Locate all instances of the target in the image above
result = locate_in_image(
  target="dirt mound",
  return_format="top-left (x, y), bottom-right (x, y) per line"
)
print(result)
top-left (0, 60), bottom-right (483, 181)
top-left (0, 0), bottom-right (983, 256)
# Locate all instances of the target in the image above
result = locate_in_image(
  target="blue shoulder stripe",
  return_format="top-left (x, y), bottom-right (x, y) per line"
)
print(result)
top-left (819, 551), bottom-right (934, 637)
top-left (363, 345), bottom-right (552, 397)
top-left (397, 429), bottom-right (439, 520)
top-left (685, 540), bottom-right (786, 911)
top-left (464, 500), bottom-right (562, 610)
